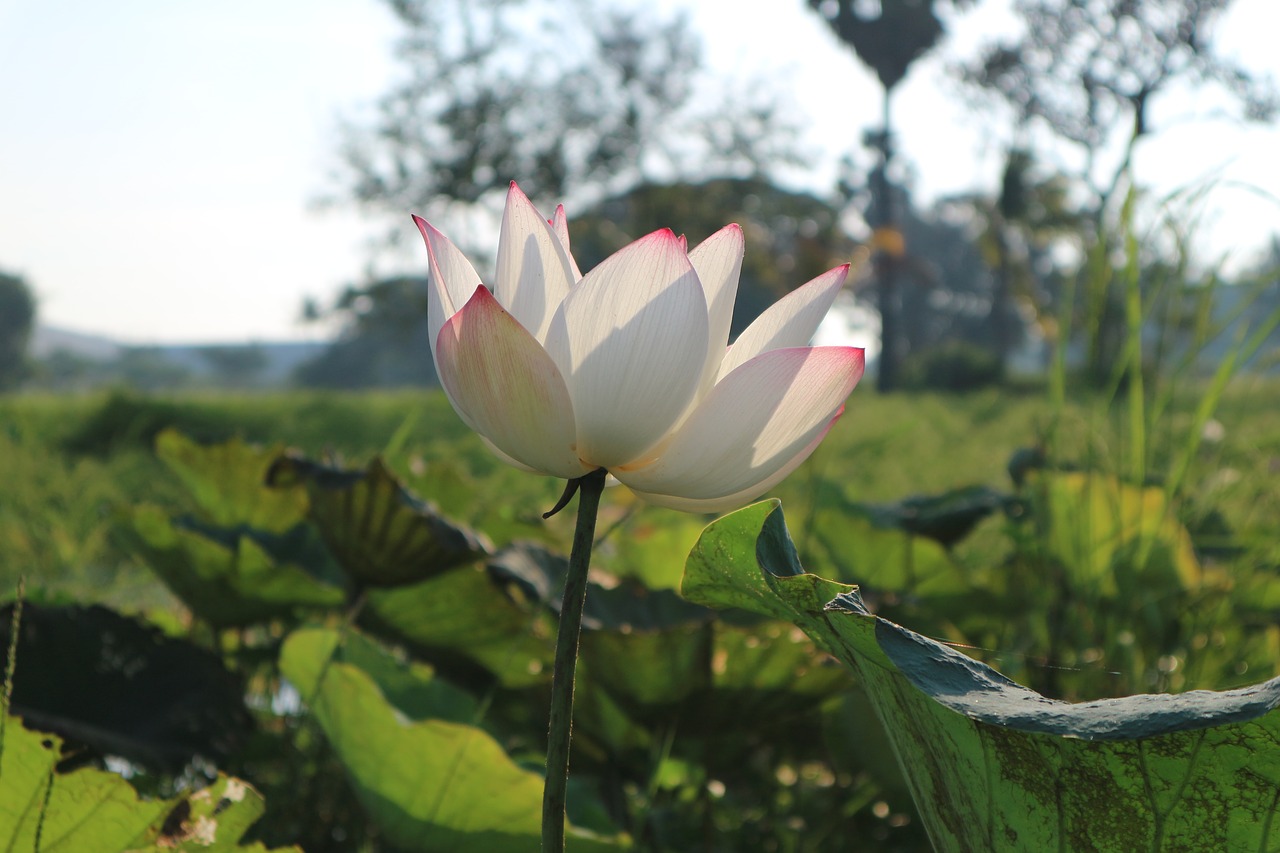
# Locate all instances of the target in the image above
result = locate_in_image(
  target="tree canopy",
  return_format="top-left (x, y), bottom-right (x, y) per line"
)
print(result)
top-left (963, 0), bottom-right (1277, 207)
top-left (0, 270), bottom-right (36, 390)
top-left (330, 0), bottom-right (801, 248)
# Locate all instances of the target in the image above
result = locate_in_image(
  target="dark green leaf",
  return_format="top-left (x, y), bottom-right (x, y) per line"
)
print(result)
top-left (0, 603), bottom-right (249, 771)
top-left (268, 454), bottom-right (489, 587)
top-left (856, 484), bottom-right (1008, 548)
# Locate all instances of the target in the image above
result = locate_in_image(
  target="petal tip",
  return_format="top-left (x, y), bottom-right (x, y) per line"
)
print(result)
top-left (411, 214), bottom-right (431, 239)
top-left (506, 182), bottom-right (537, 210)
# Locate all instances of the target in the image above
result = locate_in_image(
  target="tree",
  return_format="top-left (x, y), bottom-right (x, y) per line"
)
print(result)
top-left (294, 276), bottom-right (434, 389)
top-left (806, 0), bottom-right (979, 390)
top-left (962, 0), bottom-right (1277, 384)
top-left (946, 148), bottom-right (1086, 375)
top-left (569, 177), bottom-right (857, 339)
top-left (200, 345), bottom-right (269, 387)
top-left (110, 348), bottom-right (191, 392)
top-left (0, 270), bottom-right (36, 390)
top-left (330, 0), bottom-right (801, 250)
top-left (313, 0), bottom-right (808, 387)
top-left (963, 0), bottom-right (1276, 215)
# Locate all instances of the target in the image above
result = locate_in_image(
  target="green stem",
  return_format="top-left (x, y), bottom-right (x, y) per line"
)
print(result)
top-left (542, 467), bottom-right (607, 852)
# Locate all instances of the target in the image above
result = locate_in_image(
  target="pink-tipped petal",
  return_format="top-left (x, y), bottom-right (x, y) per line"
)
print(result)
top-left (716, 264), bottom-right (850, 382)
top-left (614, 346), bottom-right (864, 500)
top-left (436, 286), bottom-right (590, 480)
top-left (628, 413), bottom-right (840, 514)
top-left (549, 204), bottom-right (583, 282)
top-left (544, 229), bottom-right (709, 469)
top-left (494, 183), bottom-right (577, 342)
top-left (413, 215), bottom-right (483, 369)
top-left (688, 224), bottom-right (744, 391)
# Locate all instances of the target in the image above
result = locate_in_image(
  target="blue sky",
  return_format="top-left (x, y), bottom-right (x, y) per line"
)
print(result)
top-left (2, 0), bottom-right (1277, 344)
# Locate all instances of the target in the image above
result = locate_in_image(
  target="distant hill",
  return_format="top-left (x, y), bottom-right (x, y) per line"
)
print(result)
top-left (153, 341), bottom-right (328, 385)
top-left (31, 326), bottom-right (122, 360)
top-left (28, 325), bottom-right (328, 389)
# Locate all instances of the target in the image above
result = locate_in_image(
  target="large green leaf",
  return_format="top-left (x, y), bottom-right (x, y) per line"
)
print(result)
top-left (268, 454), bottom-right (490, 588)
top-left (682, 500), bottom-right (1280, 852)
top-left (283, 627), bottom-right (478, 725)
top-left (363, 555), bottom-right (554, 688)
top-left (0, 716), bottom-right (293, 851)
top-left (123, 505), bottom-right (344, 627)
top-left (278, 628), bottom-right (628, 852)
top-left (155, 429), bottom-right (308, 534)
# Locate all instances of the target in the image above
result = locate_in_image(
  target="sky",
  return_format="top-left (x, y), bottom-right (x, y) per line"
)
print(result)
top-left (2, 0), bottom-right (1278, 345)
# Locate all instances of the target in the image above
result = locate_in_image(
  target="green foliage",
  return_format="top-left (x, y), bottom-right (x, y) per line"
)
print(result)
top-left (684, 501), bottom-right (1280, 852)
top-left (156, 429), bottom-right (308, 533)
top-left (0, 269), bottom-right (35, 391)
top-left (122, 506), bottom-right (345, 628)
top-left (362, 557), bottom-right (556, 688)
top-left (900, 339), bottom-right (1004, 392)
top-left (1025, 470), bottom-right (1199, 596)
top-left (278, 627), bottom-right (628, 851)
top-left (61, 391), bottom-right (241, 455)
top-left (294, 276), bottom-right (436, 390)
top-left (1, 374), bottom-right (1278, 849)
top-left (0, 717), bottom-right (293, 851)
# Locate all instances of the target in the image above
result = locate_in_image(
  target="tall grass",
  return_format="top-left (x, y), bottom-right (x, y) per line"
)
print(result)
top-left (1014, 182), bottom-right (1280, 698)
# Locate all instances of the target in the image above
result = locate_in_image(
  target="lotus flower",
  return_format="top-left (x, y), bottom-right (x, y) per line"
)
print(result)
top-left (414, 183), bottom-right (864, 514)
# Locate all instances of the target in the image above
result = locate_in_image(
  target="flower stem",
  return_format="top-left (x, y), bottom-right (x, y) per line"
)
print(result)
top-left (542, 467), bottom-right (607, 852)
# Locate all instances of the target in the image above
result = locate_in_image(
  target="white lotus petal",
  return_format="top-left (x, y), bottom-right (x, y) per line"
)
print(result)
top-left (628, 416), bottom-right (838, 513)
top-left (494, 183), bottom-right (576, 342)
top-left (544, 229), bottom-right (709, 468)
top-left (549, 204), bottom-right (583, 282)
top-left (435, 285), bottom-right (590, 480)
top-left (717, 264), bottom-right (850, 382)
top-left (688, 224), bottom-right (744, 390)
top-left (479, 436), bottom-right (538, 473)
top-left (614, 346), bottom-right (865, 500)
top-left (413, 215), bottom-right (483, 368)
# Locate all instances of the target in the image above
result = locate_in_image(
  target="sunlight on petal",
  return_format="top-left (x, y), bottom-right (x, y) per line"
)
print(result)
top-left (717, 264), bottom-right (850, 382)
top-left (615, 346), bottom-right (864, 500)
top-left (689, 224), bottom-right (744, 391)
top-left (436, 286), bottom-right (590, 479)
top-left (494, 183), bottom-right (576, 342)
top-left (544, 229), bottom-right (709, 468)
